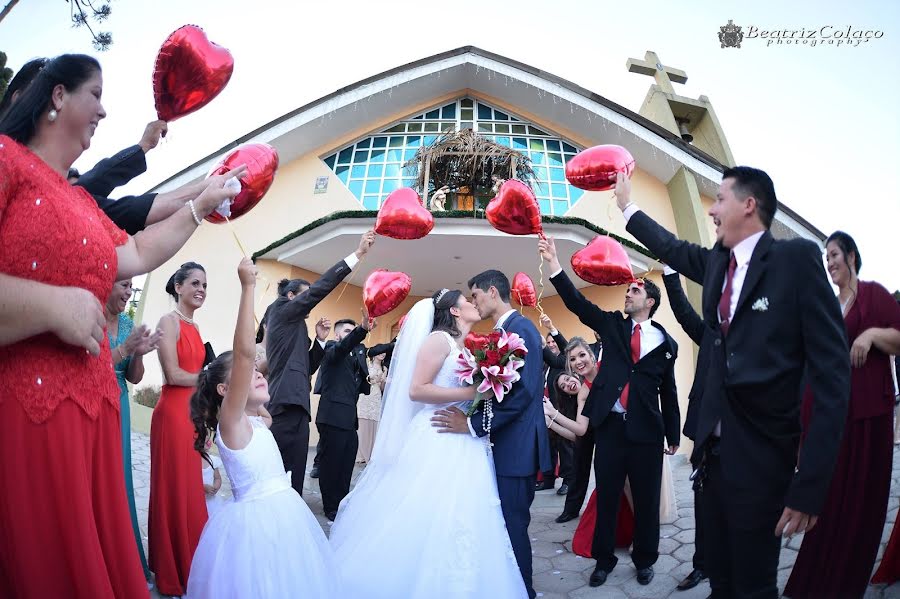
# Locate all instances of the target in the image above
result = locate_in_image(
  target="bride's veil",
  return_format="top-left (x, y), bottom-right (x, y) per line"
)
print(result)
top-left (330, 298), bottom-right (434, 528)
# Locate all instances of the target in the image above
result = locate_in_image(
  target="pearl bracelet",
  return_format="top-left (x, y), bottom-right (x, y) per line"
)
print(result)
top-left (188, 200), bottom-right (202, 226)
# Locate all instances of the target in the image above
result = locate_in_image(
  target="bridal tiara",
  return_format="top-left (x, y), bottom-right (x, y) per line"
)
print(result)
top-left (434, 288), bottom-right (450, 305)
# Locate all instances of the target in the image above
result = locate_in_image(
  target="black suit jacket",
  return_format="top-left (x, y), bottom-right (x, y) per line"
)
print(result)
top-left (662, 272), bottom-right (706, 444)
top-left (265, 259), bottom-right (354, 418)
top-left (314, 326), bottom-right (371, 431)
top-left (551, 271), bottom-right (680, 447)
top-left (77, 144), bottom-right (147, 197)
top-left (627, 210), bottom-right (850, 516)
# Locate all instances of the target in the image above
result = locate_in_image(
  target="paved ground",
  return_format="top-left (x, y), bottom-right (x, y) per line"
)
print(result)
top-left (132, 433), bottom-right (900, 598)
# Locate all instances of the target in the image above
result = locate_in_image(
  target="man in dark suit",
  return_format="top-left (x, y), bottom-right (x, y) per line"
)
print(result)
top-left (541, 238), bottom-right (680, 587)
top-left (265, 230), bottom-right (375, 496)
top-left (662, 268), bottom-right (709, 592)
top-left (432, 269), bottom-right (551, 599)
top-left (315, 316), bottom-right (376, 521)
top-left (616, 167), bottom-right (850, 598)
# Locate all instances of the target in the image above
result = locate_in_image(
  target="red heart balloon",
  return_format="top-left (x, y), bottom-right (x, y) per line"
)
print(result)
top-left (485, 180), bottom-right (543, 236)
top-left (511, 272), bottom-right (537, 308)
top-left (205, 143), bottom-right (279, 223)
top-left (571, 236), bottom-right (635, 286)
top-left (565, 145), bottom-right (635, 192)
top-left (464, 331), bottom-right (492, 353)
top-left (364, 270), bottom-right (412, 318)
top-left (153, 25), bottom-right (234, 122)
top-left (374, 188), bottom-right (434, 240)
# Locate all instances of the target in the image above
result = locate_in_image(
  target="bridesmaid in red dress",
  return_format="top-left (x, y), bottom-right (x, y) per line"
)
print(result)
top-left (543, 340), bottom-right (636, 557)
top-left (0, 55), bottom-right (241, 599)
top-left (149, 262), bottom-right (211, 596)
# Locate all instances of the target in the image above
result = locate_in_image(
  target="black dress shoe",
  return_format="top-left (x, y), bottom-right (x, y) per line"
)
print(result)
top-left (535, 480), bottom-right (555, 491)
top-left (676, 569), bottom-right (707, 591)
top-left (636, 566), bottom-right (654, 585)
top-left (589, 566), bottom-right (608, 587)
top-left (310, 466), bottom-right (319, 478)
top-left (556, 483), bottom-right (569, 495)
top-left (555, 511), bottom-right (578, 523)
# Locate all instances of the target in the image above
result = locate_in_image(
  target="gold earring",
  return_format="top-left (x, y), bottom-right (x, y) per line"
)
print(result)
top-left (48, 109), bottom-right (58, 122)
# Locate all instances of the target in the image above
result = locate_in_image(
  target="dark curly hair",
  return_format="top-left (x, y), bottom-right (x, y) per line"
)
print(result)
top-left (191, 351), bottom-right (234, 462)
top-left (432, 289), bottom-right (463, 338)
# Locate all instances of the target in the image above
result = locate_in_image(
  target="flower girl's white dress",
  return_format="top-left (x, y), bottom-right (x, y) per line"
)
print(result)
top-left (187, 416), bottom-right (340, 598)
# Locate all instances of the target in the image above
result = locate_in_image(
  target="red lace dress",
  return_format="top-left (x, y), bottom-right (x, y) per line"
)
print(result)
top-left (148, 319), bottom-right (209, 596)
top-left (571, 379), bottom-right (636, 557)
top-left (0, 135), bottom-right (148, 598)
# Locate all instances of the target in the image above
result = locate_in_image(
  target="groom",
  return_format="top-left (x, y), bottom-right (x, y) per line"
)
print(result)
top-left (433, 269), bottom-right (551, 599)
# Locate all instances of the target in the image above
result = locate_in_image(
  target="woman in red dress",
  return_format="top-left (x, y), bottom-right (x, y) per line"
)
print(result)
top-left (784, 232), bottom-right (900, 598)
top-left (543, 339), bottom-right (636, 557)
top-left (0, 55), bottom-right (241, 598)
top-left (148, 262), bottom-right (211, 596)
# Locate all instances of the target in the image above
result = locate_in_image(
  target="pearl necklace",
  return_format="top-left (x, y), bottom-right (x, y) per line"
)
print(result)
top-left (174, 307), bottom-right (195, 325)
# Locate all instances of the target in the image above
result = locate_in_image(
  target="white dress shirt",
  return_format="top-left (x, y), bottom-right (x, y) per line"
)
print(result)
top-left (611, 318), bottom-right (664, 413)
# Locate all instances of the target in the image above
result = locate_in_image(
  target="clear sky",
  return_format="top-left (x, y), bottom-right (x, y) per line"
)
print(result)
top-left (3, 0), bottom-right (898, 291)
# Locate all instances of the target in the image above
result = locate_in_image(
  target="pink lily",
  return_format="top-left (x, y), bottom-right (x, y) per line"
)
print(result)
top-left (498, 330), bottom-right (528, 355)
top-left (478, 364), bottom-right (521, 403)
top-left (456, 351), bottom-right (478, 386)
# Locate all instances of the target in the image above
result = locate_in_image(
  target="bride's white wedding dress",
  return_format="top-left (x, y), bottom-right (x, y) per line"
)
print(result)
top-left (329, 328), bottom-right (527, 598)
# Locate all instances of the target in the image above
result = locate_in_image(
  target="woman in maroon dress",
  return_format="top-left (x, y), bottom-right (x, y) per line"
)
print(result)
top-left (148, 262), bottom-right (211, 596)
top-left (784, 231), bottom-right (900, 598)
top-left (543, 340), bottom-right (636, 557)
top-left (0, 55), bottom-right (242, 598)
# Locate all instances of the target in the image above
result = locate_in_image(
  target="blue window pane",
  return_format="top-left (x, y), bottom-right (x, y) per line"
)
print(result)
top-left (384, 163), bottom-right (401, 177)
top-left (532, 180), bottom-right (548, 194)
top-left (407, 122), bottom-right (422, 132)
top-left (564, 153), bottom-right (576, 163)
top-left (407, 136), bottom-right (422, 147)
top-left (351, 165), bottom-right (366, 178)
top-left (402, 177), bottom-right (416, 187)
top-left (569, 186), bottom-right (584, 203)
top-left (496, 136), bottom-right (511, 147)
top-left (478, 123), bottom-right (492, 133)
top-left (363, 195), bottom-right (379, 210)
top-left (553, 200), bottom-right (568, 215)
top-left (356, 138), bottom-right (371, 149)
top-left (460, 98), bottom-right (473, 107)
top-left (460, 121), bottom-right (473, 130)
top-left (529, 139), bottom-right (545, 151)
top-left (512, 137), bottom-right (527, 150)
top-left (533, 166), bottom-right (548, 180)
top-left (494, 124), bottom-right (509, 134)
top-left (494, 110), bottom-right (509, 121)
top-left (531, 152), bottom-right (545, 165)
top-left (424, 135), bottom-right (437, 145)
top-left (404, 149), bottom-right (417, 161)
top-left (538, 199), bottom-right (551, 214)
top-left (547, 153), bottom-right (563, 167)
top-left (562, 142), bottom-right (577, 153)
top-left (389, 136), bottom-right (404, 148)
top-left (546, 140), bottom-right (561, 152)
top-left (370, 149), bottom-right (386, 162)
top-left (441, 104), bottom-right (456, 119)
top-left (354, 150), bottom-right (368, 162)
top-left (477, 103), bottom-right (492, 119)
top-left (425, 109), bottom-right (440, 119)
top-left (382, 179), bottom-right (400, 193)
top-left (348, 180), bottom-right (363, 197)
top-left (372, 136), bottom-right (388, 148)
top-left (510, 115), bottom-right (520, 121)
top-left (549, 167), bottom-right (565, 182)
top-left (551, 183), bottom-right (567, 198)
top-left (324, 155), bottom-right (336, 169)
top-left (367, 164), bottom-right (383, 177)
top-left (387, 149), bottom-right (404, 162)
top-left (365, 180), bottom-right (381, 194)
top-left (412, 114), bottom-right (423, 120)
top-left (337, 147), bottom-right (353, 164)
top-left (529, 126), bottom-right (549, 136)
top-left (335, 165), bottom-right (350, 183)
top-left (512, 124), bottom-right (527, 134)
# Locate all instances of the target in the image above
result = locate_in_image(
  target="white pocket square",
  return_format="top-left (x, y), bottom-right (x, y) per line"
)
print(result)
top-left (751, 297), bottom-right (769, 312)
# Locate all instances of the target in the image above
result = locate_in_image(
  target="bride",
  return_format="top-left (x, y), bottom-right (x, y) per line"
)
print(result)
top-left (329, 290), bottom-right (528, 598)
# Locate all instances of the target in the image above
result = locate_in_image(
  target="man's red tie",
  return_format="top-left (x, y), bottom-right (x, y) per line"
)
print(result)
top-left (718, 253), bottom-right (738, 336)
top-left (620, 323), bottom-right (641, 411)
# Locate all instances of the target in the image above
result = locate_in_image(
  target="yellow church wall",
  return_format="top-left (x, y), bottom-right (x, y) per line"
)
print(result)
top-left (700, 194), bottom-right (718, 243)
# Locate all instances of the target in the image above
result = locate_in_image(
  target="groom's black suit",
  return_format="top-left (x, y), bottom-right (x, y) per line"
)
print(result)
top-left (468, 310), bottom-right (551, 599)
top-left (551, 270), bottom-right (680, 573)
top-left (626, 210), bottom-right (849, 597)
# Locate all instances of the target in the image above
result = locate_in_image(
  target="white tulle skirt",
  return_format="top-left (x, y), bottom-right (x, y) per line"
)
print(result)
top-left (186, 485), bottom-right (340, 598)
top-left (329, 406), bottom-right (528, 598)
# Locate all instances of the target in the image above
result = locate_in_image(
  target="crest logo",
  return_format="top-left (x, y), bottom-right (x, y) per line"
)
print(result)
top-left (719, 20), bottom-right (744, 48)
